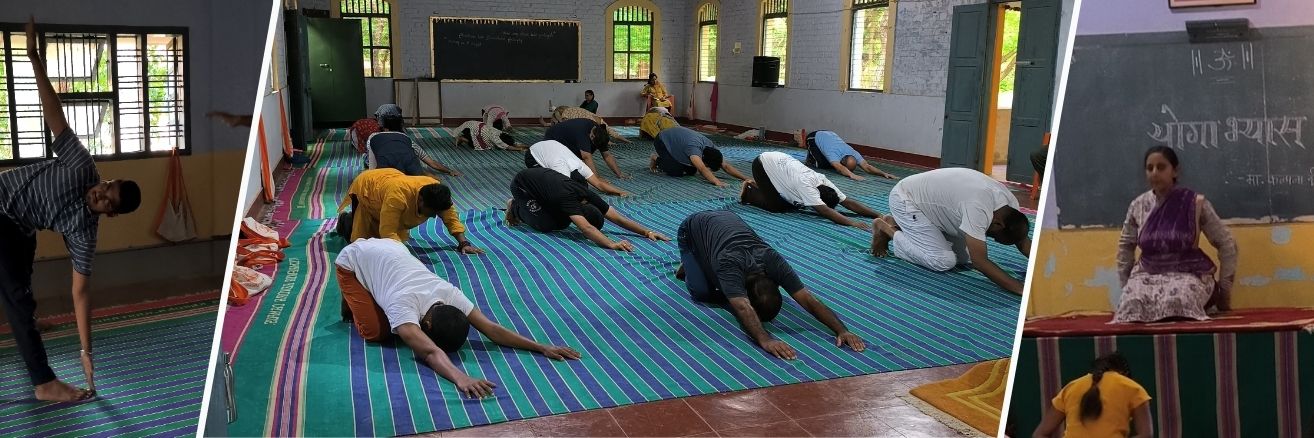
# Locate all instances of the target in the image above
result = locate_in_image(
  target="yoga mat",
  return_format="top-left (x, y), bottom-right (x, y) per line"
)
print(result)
top-left (286, 127), bottom-right (917, 219)
top-left (227, 193), bottom-right (1028, 436)
top-left (909, 359), bottom-right (1009, 435)
top-left (0, 298), bottom-right (218, 437)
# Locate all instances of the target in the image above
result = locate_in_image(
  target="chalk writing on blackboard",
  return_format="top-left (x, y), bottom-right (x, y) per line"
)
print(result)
top-left (1147, 105), bottom-right (1307, 150)
top-left (1190, 43), bottom-right (1255, 77)
top-left (1243, 168), bottom-right (1314, 186)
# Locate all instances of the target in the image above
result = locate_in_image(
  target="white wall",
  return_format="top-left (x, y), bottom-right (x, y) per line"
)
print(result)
top-left (697, 0), bottom-right (989, 158)
top-left (298, 0), bottom-right (692, 119)
top-left (245, 7), bottom-right (292, 214)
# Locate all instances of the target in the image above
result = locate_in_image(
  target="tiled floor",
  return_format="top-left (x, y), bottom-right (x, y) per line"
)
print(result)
top-left (415, 362), bottom-right (981, 437)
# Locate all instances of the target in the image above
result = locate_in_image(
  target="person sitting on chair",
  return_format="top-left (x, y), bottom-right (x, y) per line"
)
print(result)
top-left (740, 151), bottom-right (881, 230)
top-left (675, 210), bottom-right (865, 360)
top-left (505, 168), bottom-right (667, 252)
top-left (641, 73), bottom-right (676, 116)
top-left (335, 237), bottom-right (581, 398)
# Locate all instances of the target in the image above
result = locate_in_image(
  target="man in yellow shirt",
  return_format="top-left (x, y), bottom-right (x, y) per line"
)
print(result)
top-left (338, 168), bottom-right (484, 254)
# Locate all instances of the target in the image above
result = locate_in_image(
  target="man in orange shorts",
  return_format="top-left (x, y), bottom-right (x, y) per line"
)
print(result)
top-left (334, 238), bottom-right (581, 397)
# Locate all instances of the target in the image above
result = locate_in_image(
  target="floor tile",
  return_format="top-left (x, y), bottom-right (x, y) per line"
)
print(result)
top-left (718, 419), bottom-right (812, 437)
top-left (794, 409), bottom-right (902, 437)
top-left (445, 419), bottom-right (538, 437)
top-left (682, 389), bottom-right (789, 431)
top-left (523, 409), bottom-right (625, 437)
top-left (764, 378), bottom-right (905, 420)
top-left (609, 398), bottom-right (714, 437)
top-left (877, 404), bottom-right (964, 437)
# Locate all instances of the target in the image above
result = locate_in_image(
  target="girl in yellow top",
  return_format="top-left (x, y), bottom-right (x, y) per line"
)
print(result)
top-left (641, 73), bottom-right (676, 114)
top-left (1033, 353), bottom-right (1153, 438)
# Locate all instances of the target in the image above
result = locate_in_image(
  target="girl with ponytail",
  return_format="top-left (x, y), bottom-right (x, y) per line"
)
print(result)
top-left (1032, 353), bottom-right (1153, 438)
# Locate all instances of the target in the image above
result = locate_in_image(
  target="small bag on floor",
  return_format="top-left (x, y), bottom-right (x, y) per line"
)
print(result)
top-left (229, 265), bottom-right (273, 306)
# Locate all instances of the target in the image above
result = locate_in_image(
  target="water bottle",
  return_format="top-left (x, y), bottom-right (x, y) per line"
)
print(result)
top-left (759, 125), bottom-right (767, 142)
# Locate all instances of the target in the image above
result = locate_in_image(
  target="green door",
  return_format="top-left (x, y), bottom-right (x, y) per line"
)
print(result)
top-left (940, 4), bottom-right (991, 169)
top-left (1005, 0), bottom-right (1062, 182)
top-left (307, 17), bottom-right (366, 125)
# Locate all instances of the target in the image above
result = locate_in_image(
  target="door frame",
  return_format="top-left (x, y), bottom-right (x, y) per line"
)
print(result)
top-left (981, 0), bottom-right (1061, 183)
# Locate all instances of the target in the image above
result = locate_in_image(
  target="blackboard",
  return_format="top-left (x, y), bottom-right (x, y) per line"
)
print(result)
top-left (431, 18), bottom-right (579, 81)
top-left (1054, 26), bottom-right (1314, 227)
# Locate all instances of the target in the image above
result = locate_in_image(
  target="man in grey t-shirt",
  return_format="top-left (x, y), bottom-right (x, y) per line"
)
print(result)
top-left (675, 210), bottom-right (865, 360)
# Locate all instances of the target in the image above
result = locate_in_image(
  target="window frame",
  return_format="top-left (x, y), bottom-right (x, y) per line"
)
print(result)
top-left (696, 1), bottom-right (719, 83)
top-left (611, 5), bottom-right (656, 82)
top-left (0, 23), bottom-right (191, 166)
top-left (336, 0), bottom-right (393, 78)
top-left (846, 0), bottom-right (895, 93)
top-left (758, 0), bottom-right (790, 86)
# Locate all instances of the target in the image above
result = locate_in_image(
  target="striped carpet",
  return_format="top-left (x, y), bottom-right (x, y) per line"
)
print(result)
top-left (281, 127), bottom-right (911, 219)
top-left (228, 126), bottom-right (1027, 436)
top-left (0, 296), bottom-right (218, 437)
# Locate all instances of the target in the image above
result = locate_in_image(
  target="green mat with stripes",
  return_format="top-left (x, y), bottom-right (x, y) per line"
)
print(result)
top-left (0, 298), bottom-right (218, 437)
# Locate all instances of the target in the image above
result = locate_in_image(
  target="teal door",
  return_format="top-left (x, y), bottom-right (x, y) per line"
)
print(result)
top-left (940, 4), bottom-right (991, 169)
top-left (1005, 0), bottom-right (1062, 182)
top-left (307, 18), bottom-right (366, 125)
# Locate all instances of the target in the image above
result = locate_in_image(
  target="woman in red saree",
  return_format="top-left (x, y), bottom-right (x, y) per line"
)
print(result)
top-left (1114, 146), bottom-right (1237, 323)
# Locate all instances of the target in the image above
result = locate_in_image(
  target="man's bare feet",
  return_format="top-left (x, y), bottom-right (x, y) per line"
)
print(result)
top-left (539, 117), bottom-right (552, 127)
top-left (871, 217), bottom-right (897, 258)
top-left (34, 379), bottom-right (94, 402)
top-left (504, 199), bottom-right (520, 226)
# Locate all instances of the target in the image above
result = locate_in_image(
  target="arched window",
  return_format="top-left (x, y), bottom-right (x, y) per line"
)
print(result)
top-left (696, 2), bottom-right (719, 82)
top-left (612, 5), bottom-right (655, 80)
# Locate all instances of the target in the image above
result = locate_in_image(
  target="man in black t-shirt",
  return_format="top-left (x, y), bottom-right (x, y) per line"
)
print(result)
top-left (544, 118), bottom-right (630, 180)
top-left (505, 168), bottom-right (667, 251)
top-left (675, 210), bottom-right (865, 360)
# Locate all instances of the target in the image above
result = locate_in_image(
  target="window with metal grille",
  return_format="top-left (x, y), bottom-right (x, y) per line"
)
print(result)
top-left (612, 5), bottom-right (654, 81)
top-left (849, 0), bottom-right (892, 91)
top-left (0, 26), bottom-right (188, 164)
top-left (341, 0), bottom-right (391, 78)
top-left (760, 0), bottom-right (788, 85)
top-left (697, 3), bottom-right (718, 82)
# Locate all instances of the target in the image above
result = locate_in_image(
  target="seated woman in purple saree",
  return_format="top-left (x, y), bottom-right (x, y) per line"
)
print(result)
top-left (1114, 146), bottom-right (1237, 323)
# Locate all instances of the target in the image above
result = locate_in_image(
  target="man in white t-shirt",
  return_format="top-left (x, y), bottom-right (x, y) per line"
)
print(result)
top-left (870, 168), bottom-right (1031, 295)
top-left (334, 238), bottom-right (581, 397)
top-left (524, 140), bottom-right (630, 197)
top-left (739, 152), bottom-right (882, 230)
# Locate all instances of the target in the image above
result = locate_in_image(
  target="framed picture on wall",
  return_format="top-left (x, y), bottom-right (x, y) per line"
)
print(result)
top-left (1169, 0), bottom-right (1256, 8)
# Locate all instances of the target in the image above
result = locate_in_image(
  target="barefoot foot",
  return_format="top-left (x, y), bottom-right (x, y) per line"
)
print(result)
top-left (34, 379), bottom-right (94, 402)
